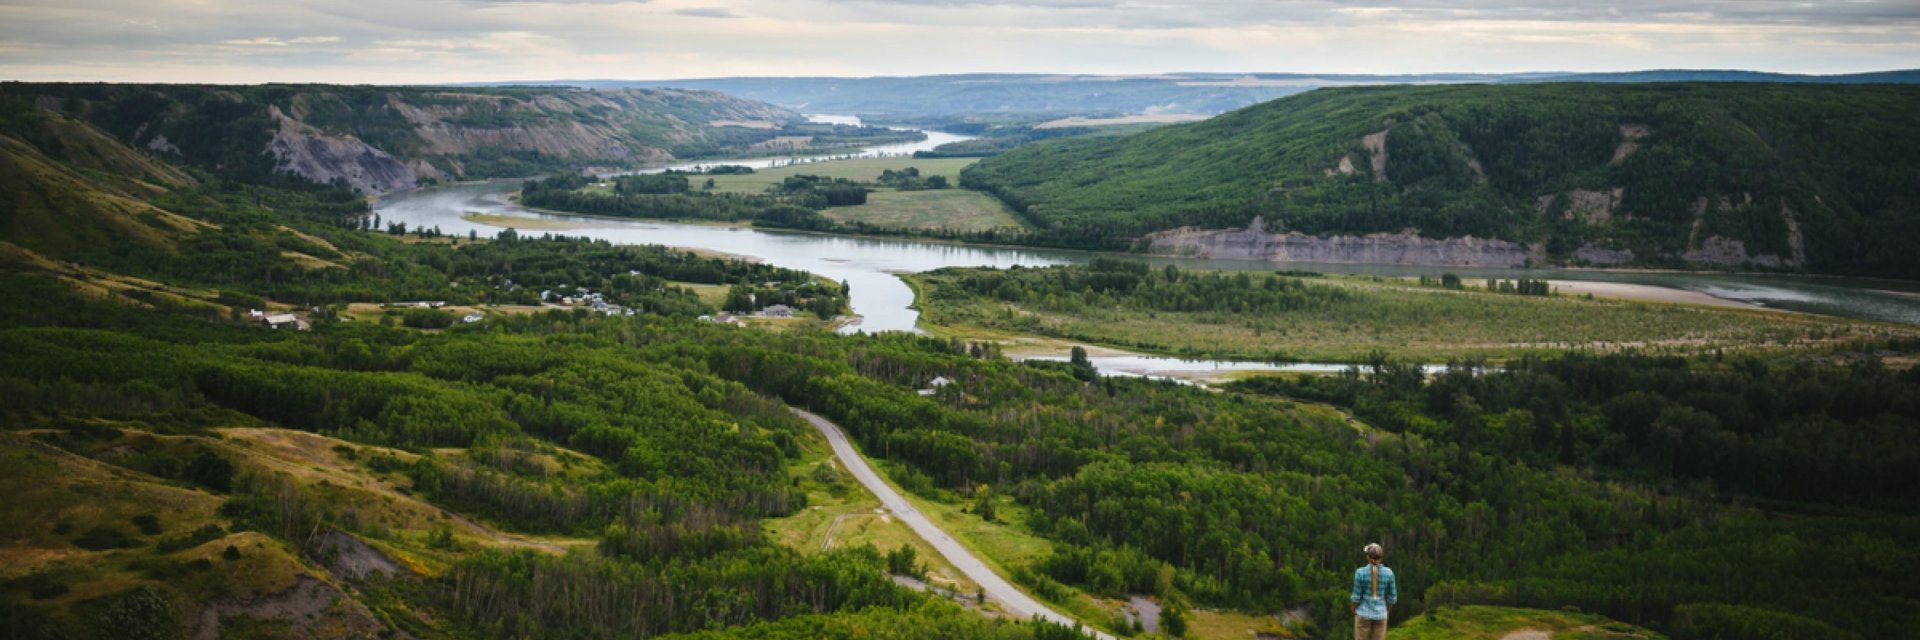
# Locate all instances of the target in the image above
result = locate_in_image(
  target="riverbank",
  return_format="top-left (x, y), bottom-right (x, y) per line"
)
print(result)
top-left (1545, 280), bottom-right (1777, 310)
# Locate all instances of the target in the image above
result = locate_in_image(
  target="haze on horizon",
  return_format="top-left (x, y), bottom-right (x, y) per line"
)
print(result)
top-left (1, 0), bottom-right (1917, 84)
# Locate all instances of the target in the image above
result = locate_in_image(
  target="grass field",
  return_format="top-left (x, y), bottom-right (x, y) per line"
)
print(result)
top-left (1394, 605), bottom-right (1662, 639)
top-left (762, 429), bottom-right (988, 604)
top-left (823, 189), bottom-right (1024, 232)
top-left (695, 157), bottom-right (982, 194)
top-left (912, 272), bottom-right (1915, 362)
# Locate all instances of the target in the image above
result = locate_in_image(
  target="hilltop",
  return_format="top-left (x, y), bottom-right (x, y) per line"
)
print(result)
top-left (961, 83), bottom-right (1920, 278)
top-left (0, 83), bottom-right (891, 194)
top-left (526, 69), bottom-right (1920, 120)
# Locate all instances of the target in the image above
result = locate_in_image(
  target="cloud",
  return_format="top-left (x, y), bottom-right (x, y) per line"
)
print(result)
top-left (221, 36), bottom-right (342, 47)
top-left (0, 0), bottom-right (1913, 83)
top-left (673, 7), bottom-right (739, 19)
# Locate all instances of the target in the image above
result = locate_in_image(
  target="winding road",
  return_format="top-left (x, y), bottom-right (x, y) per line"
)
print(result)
top-left (791, 408), bottom-right (1110, 639)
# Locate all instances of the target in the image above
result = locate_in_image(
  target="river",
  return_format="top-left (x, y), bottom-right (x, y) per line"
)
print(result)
top-left (373, 118), bottom-right (1920, 375)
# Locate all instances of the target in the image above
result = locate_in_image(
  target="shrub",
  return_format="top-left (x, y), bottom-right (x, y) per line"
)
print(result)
top-left (73, 526), bottom-right (136, 550)
top-left (131, 514), bottom-right (161, 536)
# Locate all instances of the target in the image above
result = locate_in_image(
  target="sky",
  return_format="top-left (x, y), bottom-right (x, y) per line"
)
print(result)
top-left (1, 0), bottom-right (1916, 83)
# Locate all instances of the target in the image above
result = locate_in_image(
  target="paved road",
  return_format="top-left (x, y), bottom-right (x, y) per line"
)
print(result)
top-left (792, 408), bottom-right (1109, 639)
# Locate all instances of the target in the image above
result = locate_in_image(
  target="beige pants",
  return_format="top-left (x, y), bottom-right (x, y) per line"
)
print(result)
top-left (1354, 616), bottom-right (1388, 640)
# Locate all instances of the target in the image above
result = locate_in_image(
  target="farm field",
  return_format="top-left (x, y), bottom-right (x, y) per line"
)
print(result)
top-left (824, 189), bottom-right (1024, 232)
top-left (694, 157), bottom-right (981, 194)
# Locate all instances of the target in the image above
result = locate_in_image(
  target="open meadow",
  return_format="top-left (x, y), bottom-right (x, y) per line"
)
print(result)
top-left (824, 189), bottom-right (1024, 232)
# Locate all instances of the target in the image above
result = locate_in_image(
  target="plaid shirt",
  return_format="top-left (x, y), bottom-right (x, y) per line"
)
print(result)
top-left (1351, 564), bottom-right (1397, 620)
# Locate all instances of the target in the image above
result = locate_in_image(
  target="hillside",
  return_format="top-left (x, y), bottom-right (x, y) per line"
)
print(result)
top-left (0, 101), bottom-right (210, 258)
top-left (961, 83), bottom-right (1920, 278)
top-left (0, 83), bottom-right (832, 193)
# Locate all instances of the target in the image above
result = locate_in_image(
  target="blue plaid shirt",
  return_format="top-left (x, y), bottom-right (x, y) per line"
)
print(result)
top-left (1351, 564), bottom-right (1397, 621)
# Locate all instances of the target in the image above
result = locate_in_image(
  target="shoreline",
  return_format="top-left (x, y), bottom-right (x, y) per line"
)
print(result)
top-left (1542, 280), bottom-right (1779, 311)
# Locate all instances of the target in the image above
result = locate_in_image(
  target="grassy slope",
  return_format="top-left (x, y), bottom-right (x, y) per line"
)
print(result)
top-left (0, 108), bottom-right (208, 257)
top-left (1394, 605), bottom-right (1664, 640)
top-left (0, 423), bottom-right (593, 639)
top-left (824, 190), bottom-right (1023, 232)
top-left (963, 83), bottom-right (1920, 276)
top-left (912, 270), bottom-right (1909, 361)
top-left (1, 83), bottom-right (804, 181)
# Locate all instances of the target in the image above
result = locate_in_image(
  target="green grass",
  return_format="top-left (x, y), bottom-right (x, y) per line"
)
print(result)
top-left (1394, 605), bottom-right (1663, 639)
top-left (824, 189), bottom-right (1023, 232)
top-left (695, 157), bottom-right (981, 194)
top-left (912, 271), bottom-right (1910, 362)
top-left (761, 429), bottom-right (986, 598)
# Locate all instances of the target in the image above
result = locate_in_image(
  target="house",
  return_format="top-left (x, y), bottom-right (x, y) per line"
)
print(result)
top-left (917, 376), bottom-right (953, 397)
top-left (262, 314), bottom-right (310, 331)
top-left (759, 304), bottom-right (793, 318)
top-left (713, 312), bottom-right (746, 326)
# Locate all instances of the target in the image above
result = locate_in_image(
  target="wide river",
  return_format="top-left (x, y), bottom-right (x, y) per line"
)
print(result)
top-left (375, 117), bottom-right (1920, 370)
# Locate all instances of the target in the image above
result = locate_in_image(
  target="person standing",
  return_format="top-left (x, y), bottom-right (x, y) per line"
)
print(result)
top-left (1351, 542), bottom-right (1397, 640)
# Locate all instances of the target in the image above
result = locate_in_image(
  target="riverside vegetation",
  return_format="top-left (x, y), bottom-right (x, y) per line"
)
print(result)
top-left (911, 260), bottom-right (1906, 361)
top-left (3, 81), bottom-right (1919, 640)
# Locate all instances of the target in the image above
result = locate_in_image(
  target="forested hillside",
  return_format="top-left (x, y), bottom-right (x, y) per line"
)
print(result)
top-left (962, 84), bottom-right (1920, 277)
top-left (0, 83), bottom-right (911, 194)
top-left (4, 87), bottom-right (1918, 640)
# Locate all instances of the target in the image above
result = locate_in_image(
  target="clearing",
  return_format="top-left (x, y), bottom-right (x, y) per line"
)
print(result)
top-left (824, 189), bottom-right (1024, 232)
top-left (695, 157), bottom-right (980, 194)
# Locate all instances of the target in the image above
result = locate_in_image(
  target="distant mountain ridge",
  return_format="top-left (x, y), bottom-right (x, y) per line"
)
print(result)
top-left (959, 83), bottom-right (1920, 278)
top-left (464, 69), bottom-right (1920, 119)
top-left (0, 83), bottom-right (805, 193)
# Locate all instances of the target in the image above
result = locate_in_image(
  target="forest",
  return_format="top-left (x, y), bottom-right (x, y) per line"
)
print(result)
top-left (5, 86), bottom-right (1920, 639)
top-left (8, 254), bottom-right (1915, 638)
top-left (961, 83), bottom-right (1920, 276)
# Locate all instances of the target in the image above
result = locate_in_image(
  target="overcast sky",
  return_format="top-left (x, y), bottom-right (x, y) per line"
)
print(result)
top-left (2, 0), bottom-right (1916, 83)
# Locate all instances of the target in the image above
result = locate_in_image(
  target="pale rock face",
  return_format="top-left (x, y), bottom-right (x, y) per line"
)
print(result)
top-left (1684, 236), bottom-right (1792, 268)
top-left (267, 106), bottom-right (415, 194)
top-left (1144, 217), bottom-right (1532, 268)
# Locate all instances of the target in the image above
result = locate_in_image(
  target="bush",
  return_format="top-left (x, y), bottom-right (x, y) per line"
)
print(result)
top-left (402, 308), bottom-right (455, 329)
top-left (87, 585), bottom-right (176, 640)
top-left (185, 450), bottom-right (234, 492)
top-left (73, 526), bottom-right (136, 550)
top-left (131, 514), bottom-right (161, 536)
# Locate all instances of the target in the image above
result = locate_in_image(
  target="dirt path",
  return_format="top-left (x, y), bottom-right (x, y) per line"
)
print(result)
top-left (792, 407), bottom-right (1109, 639)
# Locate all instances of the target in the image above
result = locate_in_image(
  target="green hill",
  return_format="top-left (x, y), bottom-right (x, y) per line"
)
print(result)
top-left (0, 101), bottom-right (208, 258)
top-left (0, 82), bottom-right (842, 193)
top-left (962, 83), bottom-right (1920, 278)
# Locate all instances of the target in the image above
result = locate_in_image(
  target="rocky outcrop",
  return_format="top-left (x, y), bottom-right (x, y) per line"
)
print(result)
top-left (1684, 235), bottom-right (1794, 268)
top-left (268, 106), bottom-right (415, 194)
top-left (1145, 217), bottom-right (1532, 267)
top-left (1612, 124), bottom-right (1649, 164)
top-left (192, 575), bottom-right (384, 640)
top-left (1363, 129), bottom-right (1390, 182)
